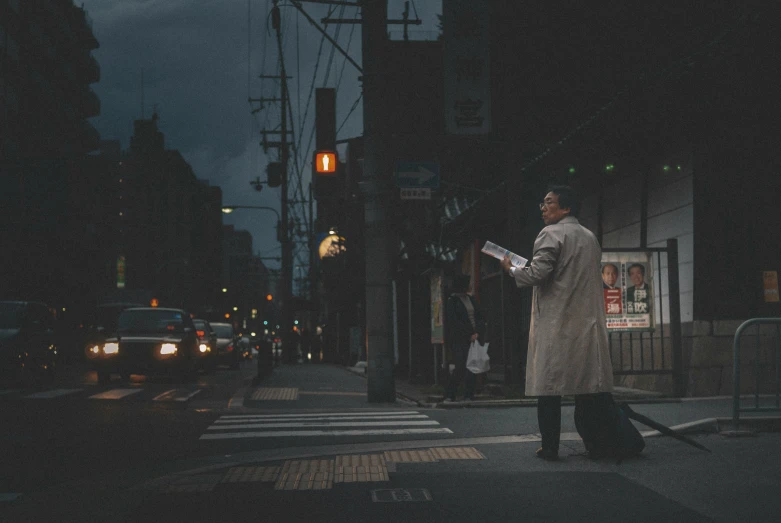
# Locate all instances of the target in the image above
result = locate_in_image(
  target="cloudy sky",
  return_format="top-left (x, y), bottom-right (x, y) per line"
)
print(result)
top-left (81, 0), bottom-right (441, 282)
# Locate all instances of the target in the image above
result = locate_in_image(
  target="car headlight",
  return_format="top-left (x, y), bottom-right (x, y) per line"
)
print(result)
top-left (88, 345), bottom-right (101, 357)
top-left (160, 343), bottom-right (178, 355)
top-left (103, 343), bottom-right (119, 355)
top-left (199, 343), bottom-right (210, 353)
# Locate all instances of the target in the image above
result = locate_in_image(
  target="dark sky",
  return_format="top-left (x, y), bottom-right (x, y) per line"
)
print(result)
top-left (82, 0), bottom-right (441, 282)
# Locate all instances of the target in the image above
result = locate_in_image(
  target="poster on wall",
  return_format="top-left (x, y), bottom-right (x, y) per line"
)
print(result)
top-left (430, 270), bottom-right (445, 343)
top-left (601, 252), bottom-right (655, 332)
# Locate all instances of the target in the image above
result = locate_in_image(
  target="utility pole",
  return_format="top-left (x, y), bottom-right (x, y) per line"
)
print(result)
top-left (362, 0), bottom-right (395, 402)
top-left (274, 0), bottom-right (295, 364)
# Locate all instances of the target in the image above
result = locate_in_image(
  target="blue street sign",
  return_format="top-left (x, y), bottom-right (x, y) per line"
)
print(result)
top-left (395, 161), bottom-right (440, 189)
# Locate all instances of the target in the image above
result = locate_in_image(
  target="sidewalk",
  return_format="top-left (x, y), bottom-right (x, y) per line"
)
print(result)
top-left (346, 362), bottom-right (781, 435)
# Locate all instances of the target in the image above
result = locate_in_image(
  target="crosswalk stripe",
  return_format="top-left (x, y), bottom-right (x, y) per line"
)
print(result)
top-left (207, 420), bottom-right (441, 430)
top-left (218, 410), bottom-right (420, 420)
top-left (89, 388), bottom-right (142, 400)
top-left (200, 428), bottom-right (454, 440)
top-left (24, 388), bottom-right (83, 399)
top-left (153, 389), bottom-right (202, 402)
top-left (213, 414), bottom-right (430, 423)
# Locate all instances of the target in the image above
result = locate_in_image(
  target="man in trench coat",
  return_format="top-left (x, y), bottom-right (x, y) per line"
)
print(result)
top-left (500, 185), bottom-right (615, 461)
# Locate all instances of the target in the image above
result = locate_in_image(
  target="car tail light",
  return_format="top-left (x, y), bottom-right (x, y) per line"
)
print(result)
top-left (196, 330), bottom-right (205, 338)
top-left (226, 344), bottom-right (233, 352)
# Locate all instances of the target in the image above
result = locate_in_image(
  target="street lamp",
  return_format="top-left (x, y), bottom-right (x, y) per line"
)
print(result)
top-left (221, 205), bottom-right (280, 221)
top-left (222, 203), bottom-right (290, 383)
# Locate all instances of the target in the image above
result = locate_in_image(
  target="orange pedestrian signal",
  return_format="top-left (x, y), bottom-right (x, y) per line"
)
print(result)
top-left (314, 151), bottom-right (337, 175)
top-left (150, 298), bottom-right (159, 307)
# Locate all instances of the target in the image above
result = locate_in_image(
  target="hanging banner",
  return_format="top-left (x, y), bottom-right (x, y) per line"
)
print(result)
top-left (601, 253), bottom-right (655, 332)
top-left (430, 270), bottom-right (445, 343)
top-left (443, 0), bottom-right (491, 134)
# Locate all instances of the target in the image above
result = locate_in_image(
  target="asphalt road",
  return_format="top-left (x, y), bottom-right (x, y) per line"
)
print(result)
top-left (2, 362), bottom-right (780, 522)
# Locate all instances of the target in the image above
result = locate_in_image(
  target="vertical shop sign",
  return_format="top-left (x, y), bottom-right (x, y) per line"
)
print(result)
top-left (443, 0), bottom-right (491, 134)
top-left (763, 271), bottom-right (780, 303)
top-left (116, 255), bottom-right (126, 289)
top-left (430, 270), bottom-right (444, 343)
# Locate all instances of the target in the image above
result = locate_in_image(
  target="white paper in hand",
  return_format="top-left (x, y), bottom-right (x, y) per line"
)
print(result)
top-left (481, 241), bottom-right (527, 268)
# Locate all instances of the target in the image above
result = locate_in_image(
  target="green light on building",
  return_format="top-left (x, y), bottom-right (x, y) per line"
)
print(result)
top-left (663, 165), bottom-right (670, 172)
top-left (568, 166), bottom-right (576, 174)
top-left (605, 163), bottom-right (615, 173)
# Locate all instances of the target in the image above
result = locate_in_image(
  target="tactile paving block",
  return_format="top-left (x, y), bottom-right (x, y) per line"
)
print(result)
top-left (383, 449), bottom-right (436, 463)
top-left (250, 387), bottom-right (299, 400)
top-left (428, 447), bottom-right (486, 460)
top-left (274, 460), bottom-right (334, 491)
top-left (221, 466), bottom-right (280, 483)
top-left (335, 455), bottom-right (389, 483)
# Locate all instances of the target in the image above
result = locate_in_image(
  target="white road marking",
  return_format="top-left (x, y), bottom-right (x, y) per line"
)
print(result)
top-left (89, 388), bottom-right (142, 400)
top-left (153, 389), bottom-right (202, 402)
top-left (207, 420), bottom-right (441, 430)
top-left (24, 388), bottom-right (83, 399)
top-left (200, 428), bottom-right (454, 440)
top-left (213, 414), bottom-right (430, 423)
top-left (218, 410), bottom-right (420, 420)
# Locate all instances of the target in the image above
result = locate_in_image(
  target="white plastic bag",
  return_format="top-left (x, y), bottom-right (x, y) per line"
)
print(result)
top-left (466, 340), bottom-right (490, 374)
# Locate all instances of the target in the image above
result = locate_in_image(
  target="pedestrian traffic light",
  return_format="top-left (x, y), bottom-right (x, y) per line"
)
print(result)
top-left (267, 162), bottom-right (283, 187)
top-left (314, 151), bottom-right (338, 175)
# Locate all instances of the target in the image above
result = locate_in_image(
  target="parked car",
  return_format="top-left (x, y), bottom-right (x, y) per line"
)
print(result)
top-left (192, 318), bottom-right (217, 374)
top-left (0, 301), bottom-right (58, 384)
top-left (87, 307), bottom-right (199, 383)
top-left (209, 322), bottom-right (241, 369)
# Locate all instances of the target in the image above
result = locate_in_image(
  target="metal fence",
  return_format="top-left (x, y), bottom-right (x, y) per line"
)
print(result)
top-left (732, 318), bottom-right (781, 427)
top-left (603, 239), bottom-right (685, 396)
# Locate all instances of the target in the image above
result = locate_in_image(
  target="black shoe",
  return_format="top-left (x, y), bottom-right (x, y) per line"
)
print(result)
top-left (535, 447), bottom-right (559, 461)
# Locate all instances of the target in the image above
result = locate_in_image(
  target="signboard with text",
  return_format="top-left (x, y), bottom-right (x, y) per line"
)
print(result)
top-left (601, 252), bottom-right (655, 332)
top-left (430, 270), bottom-right (444, 343)
top-left (443, 0), bottom-right (491, 134)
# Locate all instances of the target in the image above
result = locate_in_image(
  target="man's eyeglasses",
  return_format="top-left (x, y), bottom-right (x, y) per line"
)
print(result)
top-left (539, 200), bottom-right (558, 210)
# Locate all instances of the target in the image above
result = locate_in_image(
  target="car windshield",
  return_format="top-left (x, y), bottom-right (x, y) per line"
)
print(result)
top-left (0, 302), bottom-right (25, 329)
top-left (193, 320), bottom-right (209, 330)
top-left (212, 324), bottom-right (234, 338)
top-left (117, 310), bottom-right (185, 334)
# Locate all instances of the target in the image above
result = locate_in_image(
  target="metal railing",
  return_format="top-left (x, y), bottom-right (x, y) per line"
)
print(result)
top-left (603, 239), bottom-right (685, 396)
top-left (732, 318), bottom-right (781, 427)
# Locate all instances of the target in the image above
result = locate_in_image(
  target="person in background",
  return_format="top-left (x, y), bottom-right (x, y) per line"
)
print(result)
top-left (444, 274), bottom-right (486, 403)
top-left (500, 185), bottom-right (615, 461)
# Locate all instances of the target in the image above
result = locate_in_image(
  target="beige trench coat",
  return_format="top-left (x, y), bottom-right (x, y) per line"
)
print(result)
top-left (512, 216), bottom-right (613, 396)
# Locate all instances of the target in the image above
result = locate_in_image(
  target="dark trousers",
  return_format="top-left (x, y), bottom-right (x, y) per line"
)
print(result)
top-left (537, 392), bottom-right (616, 453)
top-left (446, 345), bottom-right (476, 400)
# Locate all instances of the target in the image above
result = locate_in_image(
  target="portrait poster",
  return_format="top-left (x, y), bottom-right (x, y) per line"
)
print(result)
top-left (430, 270), bottom-right (445, 343)
top-left (601, 252), bottom-right (655, 332)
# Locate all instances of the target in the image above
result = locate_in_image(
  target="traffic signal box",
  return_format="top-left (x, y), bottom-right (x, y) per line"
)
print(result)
top-left (313, 87), bottom-right (342, 200)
